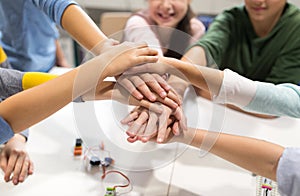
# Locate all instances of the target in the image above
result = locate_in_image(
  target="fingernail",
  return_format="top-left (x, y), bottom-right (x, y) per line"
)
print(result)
top-left (157, 138), bottom-right (163, 143)
top-left (160, 91), bottom-right (167, 98)
top-left (150, 95), bottom-right (156, 101)
top-left (173, 103), bottom-right (178, 108)
top-left (137, 94), bottom-right (143, 99)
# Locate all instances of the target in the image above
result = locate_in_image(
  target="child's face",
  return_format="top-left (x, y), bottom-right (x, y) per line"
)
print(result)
top-left (148, 0), bottom-right (191, 28)
top-left (244, 0), bottom-right (286, 23)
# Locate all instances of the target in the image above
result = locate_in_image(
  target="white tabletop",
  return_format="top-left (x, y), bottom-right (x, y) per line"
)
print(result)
top-left (1, 87), bottom-right (299, 196)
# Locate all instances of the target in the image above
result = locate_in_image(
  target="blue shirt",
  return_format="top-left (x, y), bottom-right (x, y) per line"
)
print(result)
top-left (0, 0), bottom-right (77, 72)
top-left (277, 148), bottom-right (300, 196)
top-left (0, 116), bottom-right (14, 144)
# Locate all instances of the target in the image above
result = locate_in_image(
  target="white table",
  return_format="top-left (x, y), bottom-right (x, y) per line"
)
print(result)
top-left (1, 87), bottom-right (299, 196)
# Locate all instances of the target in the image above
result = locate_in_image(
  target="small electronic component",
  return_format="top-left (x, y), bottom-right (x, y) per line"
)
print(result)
top-left (83, 142), bottom-right (131, 195)
top-left (104, 187), bottom-right (116, 196)
top-left (90, 156), bottom-right (101, 166)
top-left (73, 138), bottom-right (83, 156)
top-left (256, 176), bottom-right (279, 196)
top-left (102, 157), bottom-right (113, 167)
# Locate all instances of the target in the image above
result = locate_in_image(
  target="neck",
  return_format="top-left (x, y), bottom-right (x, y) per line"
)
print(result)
top-left (251, 9), bottom-right (284, 37)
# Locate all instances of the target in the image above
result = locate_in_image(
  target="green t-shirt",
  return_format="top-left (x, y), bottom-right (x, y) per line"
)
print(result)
top-left (193, 3), bottom-right (300, 84)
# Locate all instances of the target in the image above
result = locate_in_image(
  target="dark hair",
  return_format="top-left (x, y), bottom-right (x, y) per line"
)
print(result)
top-left (165, 5), bottom-right (195, 59)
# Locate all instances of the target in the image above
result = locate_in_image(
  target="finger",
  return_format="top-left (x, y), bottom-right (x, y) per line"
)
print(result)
top-left (127, 135), bottom-right (139, 143)
top-left (4, 153), bottom-right (18, 182)
top-left (135, 47), bottom-right (158, 56)
top-left (173, 107), bottom-right (182, 121)
top-left (126, 110), bottom-right (149, 137)
top-left (12, 155), bottom-right (26, 185)
top-left (138, 100), bottom-right (163, 114)
top-left (123, 63), bottom-right (154, 75)
top-left (172, 121), bottom-right (180, 136)
top-left (179, 115), bottom-right (188, 131)
top-left (18, 157), bottom-right (31, 183)
top-left (130, 75), bottom-right (156, 102)
top-left (0, 152), bottom-right (8, 173)
top-left (136, 55), bottom-right (159, 65)
top-left (140, 73), bottom-right (167, 98)
top-left (28, 160), bottom-right (34, 175)
top-left (118, 77), bottom-right (144, 100)
top-left (157, 109), bottom-right (172, 143)
top-left (173, 107), bottom-right (188, 131)
top-left (141, 112), bottom-right (158, 142)
top-left (121, 111), bottom-right (139, 124)
top-left (136, 123), bottom-right (147, 141)
top-left (155, 96), bottom-right (178, 109)
top-left (152, 73), bottom-right (171, 91)
top-left (168, 88), bottom-right (182, 105)
top-left (164, 127), bottom-right (173, 143)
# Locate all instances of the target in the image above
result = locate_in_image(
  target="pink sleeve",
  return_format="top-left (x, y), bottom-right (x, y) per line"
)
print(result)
top-left (123, 15), bottom-right (163, 56)
top-left (189, 18), bottom-right (206, 44)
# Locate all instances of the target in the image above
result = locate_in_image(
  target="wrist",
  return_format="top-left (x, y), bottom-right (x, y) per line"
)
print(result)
top-left (7, 134), bottom-right (27, 144)
top-left (180, 128), bottom-right (206, 148)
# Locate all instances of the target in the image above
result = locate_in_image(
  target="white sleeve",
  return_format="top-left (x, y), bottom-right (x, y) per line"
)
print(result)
top-left (123, 15), bottom-right (163, 56)
top-left (213, 69), bottom-right (257, 107)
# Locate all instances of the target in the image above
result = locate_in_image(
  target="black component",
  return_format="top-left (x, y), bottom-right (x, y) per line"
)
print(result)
top-left (89, 156), bottom-right (101, 166)
top-left (75, 138), bottom-right (82, 147)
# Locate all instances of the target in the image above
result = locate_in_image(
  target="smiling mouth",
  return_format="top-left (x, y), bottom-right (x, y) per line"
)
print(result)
top-left (157, 12), bottom-right (176, 20)
top-left (252, 7), bottom-right (266, 11)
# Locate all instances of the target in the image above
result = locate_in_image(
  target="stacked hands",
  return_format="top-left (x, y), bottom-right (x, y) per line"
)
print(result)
top-left (114, 54), bottom-right (188, 144)
top-left (84, 39), bottom-right (189, 144)
top-left (86, 39), bottom-right (190, 144)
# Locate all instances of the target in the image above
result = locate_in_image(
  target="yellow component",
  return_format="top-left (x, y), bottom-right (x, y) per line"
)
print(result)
top-left (22, 72), bottom-right (57, 90)
top-left (0, 47), bottom-right (7, 64)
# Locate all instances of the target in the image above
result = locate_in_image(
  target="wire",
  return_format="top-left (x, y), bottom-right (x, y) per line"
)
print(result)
top-left (101, 169), bottom-right (131, 189)
top-left (83, 141), bottom-right (132, 194)
top-left (83, 143), bottom-right (111, 161)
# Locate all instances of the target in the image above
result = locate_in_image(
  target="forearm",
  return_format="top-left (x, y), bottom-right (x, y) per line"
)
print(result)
top-left (185, 128), bottom-right (284, 181)
top-left (61, 5), bottom-right (107, 55)
top-left (83, 82), bottom-right (146, 107)
top-left (161, 57), bottom-right (223, 97)
top-left (82, 81), bottom-right (115, 101)
top-left (0, 54), bottom-right (109, 133)
top-left (0, 70), bottom-right (77, 133)
top-left (182, 46), bottom-right (207, 66)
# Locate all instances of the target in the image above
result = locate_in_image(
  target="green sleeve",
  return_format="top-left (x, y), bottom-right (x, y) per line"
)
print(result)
top-left (188, 9), bottom-right (235, 67)
top-left (265, 21), bottom-right (300, 84)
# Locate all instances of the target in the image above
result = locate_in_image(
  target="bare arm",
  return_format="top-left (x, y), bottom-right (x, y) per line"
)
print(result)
top-left (175, 128), bottom-right (284, 181)
top-left (61, 4), bottom-right (108, 55)
top-left (182, 45), bottom-right (207, 66)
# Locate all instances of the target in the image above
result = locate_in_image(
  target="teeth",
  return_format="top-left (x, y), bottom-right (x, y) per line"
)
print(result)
top-left (158, 13), bottom-right (174, 19)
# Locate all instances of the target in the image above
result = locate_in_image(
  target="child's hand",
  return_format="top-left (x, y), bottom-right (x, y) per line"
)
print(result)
top-left (102, 42), bottom-right (158, 78)
top-left (0, 135), bottom-right (34, 185)
top-left (90, 38), bottom-right (119, 55)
